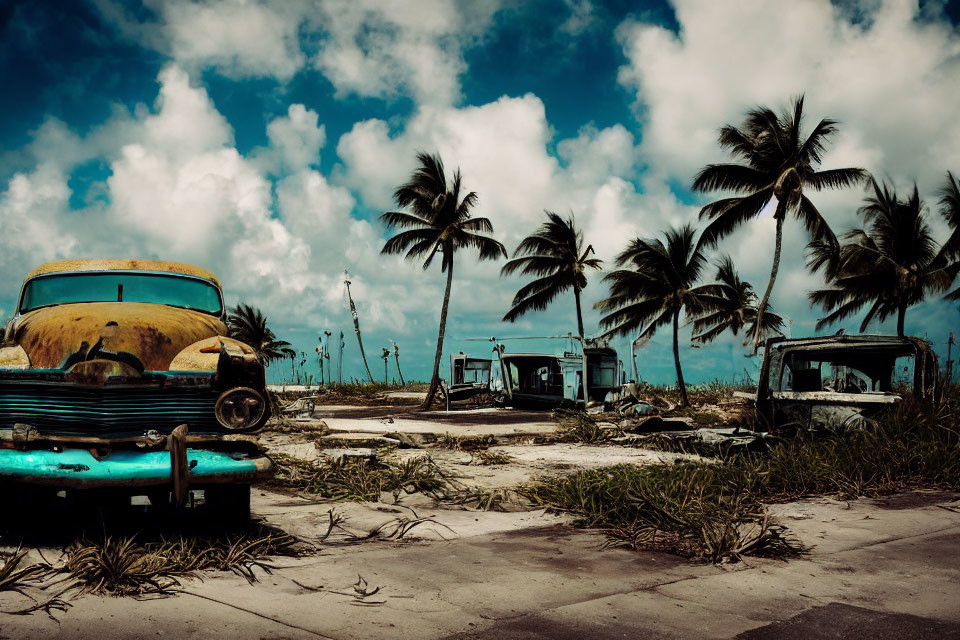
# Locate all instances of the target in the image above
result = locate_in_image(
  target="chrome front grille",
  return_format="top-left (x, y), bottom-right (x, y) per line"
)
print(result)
top-left (0, 383), bottom-right (220, 435)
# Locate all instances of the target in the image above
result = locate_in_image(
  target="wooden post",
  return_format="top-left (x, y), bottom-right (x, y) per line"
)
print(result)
top-left (168, 424), bottom-right (189, 509)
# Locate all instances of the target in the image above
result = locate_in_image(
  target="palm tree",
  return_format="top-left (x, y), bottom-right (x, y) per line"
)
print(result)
top-left (595, 224), bottom-right (713, 407)
top-left (692, 95), bottom-right (867, 348)
top-left (692, 255), bottom-right (785, 344)
top-left (380, 152), bottom-right (506, 409)
top-left (500, 211), bottom-right (602, 337)
top-left (226, 303), bottom-right (296, 365)
top-left (940, 171), bottom-right (960, 291)
top-left (809, 179), bottom-right (957, 336)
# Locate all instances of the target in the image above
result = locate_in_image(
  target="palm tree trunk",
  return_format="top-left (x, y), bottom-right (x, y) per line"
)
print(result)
top-left (422, 257), bottom-right (455, 410)
top-left (394, 351), bottom-right (406, 386)
top-left (672, 308), bottom-right (689, 408)
top-left (753, 203), bottom-right (786, 352)
top-left (574, 287), bottom-right (585, 338)
top-left (897, 303), bottom-right (906, 337)
top-left (345, 276), bottom-right (375, 383)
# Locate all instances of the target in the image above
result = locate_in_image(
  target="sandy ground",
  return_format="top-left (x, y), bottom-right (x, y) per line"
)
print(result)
top-left (0, 491), bottom-right (957, 639)
top-left (1, 402), bottom-right (958, 638)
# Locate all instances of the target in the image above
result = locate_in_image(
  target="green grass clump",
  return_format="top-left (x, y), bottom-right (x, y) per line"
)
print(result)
top-left (270, 454), bottom-right (450, 501)
top-left (526, 392), bottom-right (960, 562)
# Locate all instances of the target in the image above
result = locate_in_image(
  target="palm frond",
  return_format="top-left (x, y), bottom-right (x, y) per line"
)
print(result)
top-left (697, 188), bottom-right (773, 248)
top-left (692, 164), bottom-right (770, 193)
top-left (806, 167), bottom-right (868, 191)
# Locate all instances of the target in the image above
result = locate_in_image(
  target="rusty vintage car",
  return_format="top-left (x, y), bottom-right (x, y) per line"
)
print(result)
top-left (754, 334), bottom-right (938, 432)
top-left (0, 259), bottom-right (273, 518)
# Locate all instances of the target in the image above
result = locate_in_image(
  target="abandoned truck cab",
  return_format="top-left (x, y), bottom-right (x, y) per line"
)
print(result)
top-left (756, 334), bottom-right (938, 432)
top-left (0, 259), bottom-right (273, 517)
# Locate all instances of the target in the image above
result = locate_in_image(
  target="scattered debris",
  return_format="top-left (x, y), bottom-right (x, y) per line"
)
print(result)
top-left (280, 396), bottom-right (316, 419)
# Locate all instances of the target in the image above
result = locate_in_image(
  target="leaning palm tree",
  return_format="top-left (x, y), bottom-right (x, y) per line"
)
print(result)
top-left (500, 211), bottom-right (602, 337)
top-left (809, 179), bottom-right (957, 336)
top-left (692, 255), bottom-right (785, 344)
top-left (226, 303), bottom-right (296, 365)
top-left (692, 95), bottom-right (867, 348)
top-left (380, 152), bottom-right (506, 409)
top-left (595, 224), bottom-right (713, 407)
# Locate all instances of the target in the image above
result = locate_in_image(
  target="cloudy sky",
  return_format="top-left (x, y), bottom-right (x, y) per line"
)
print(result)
top-left (2, 0), bottom-right (959, 384)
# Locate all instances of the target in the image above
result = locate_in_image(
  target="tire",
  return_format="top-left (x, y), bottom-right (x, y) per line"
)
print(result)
top-left (204, 484), bottom-right (250, 525)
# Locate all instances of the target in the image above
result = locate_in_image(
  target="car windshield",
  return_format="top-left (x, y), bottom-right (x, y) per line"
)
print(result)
top-left (20, 272), bottom-right (223, 315)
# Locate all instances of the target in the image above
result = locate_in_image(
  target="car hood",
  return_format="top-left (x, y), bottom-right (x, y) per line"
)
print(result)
top-left (14, 302), bottom-right (227, 371)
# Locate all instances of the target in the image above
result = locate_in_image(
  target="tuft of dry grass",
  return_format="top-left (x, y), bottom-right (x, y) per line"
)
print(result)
top-left (467, 450), bottom-right (513, 466)
top-left (435, 433), bottom-right (497, 451)
top-left (0, 548), bottom-right (55, 596)
top-left (65, 532), bottom-right (298, 596)
top-left (553, 410), bottom-right (622, 444)
top-left (440, 488), bottom-right (513, 512)
top-left (269, 453), bottom-right (452, 502)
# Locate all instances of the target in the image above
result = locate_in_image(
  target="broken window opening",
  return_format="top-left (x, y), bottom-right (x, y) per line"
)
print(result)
top-left (778, 346), bottom-right (920, 395)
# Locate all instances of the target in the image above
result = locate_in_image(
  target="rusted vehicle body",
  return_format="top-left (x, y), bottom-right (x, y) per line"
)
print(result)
top-left (755, 334), bottom-right (938, 431)
top-left (0, 259), bottom-right (272, 517)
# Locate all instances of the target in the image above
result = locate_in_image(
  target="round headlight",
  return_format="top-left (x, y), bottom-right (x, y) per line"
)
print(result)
top-left (215, 387), bottom-right (266, 431)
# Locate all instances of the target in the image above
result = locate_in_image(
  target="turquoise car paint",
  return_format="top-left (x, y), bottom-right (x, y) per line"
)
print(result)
top-left (0, 448), bottom-right (269, 489)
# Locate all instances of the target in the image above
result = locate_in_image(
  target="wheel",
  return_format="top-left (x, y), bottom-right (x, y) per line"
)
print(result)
top-left (204, 484), bottom-right (250, 525)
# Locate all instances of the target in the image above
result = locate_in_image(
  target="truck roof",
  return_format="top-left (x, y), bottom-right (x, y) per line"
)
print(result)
top-left (24, 259), bottom-right (221, 288)
top-left (765, 334), bottom-right (928, 351)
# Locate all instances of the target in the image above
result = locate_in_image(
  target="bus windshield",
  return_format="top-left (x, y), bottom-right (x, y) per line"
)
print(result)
top-left (20, 272), bottom-right (223, 316)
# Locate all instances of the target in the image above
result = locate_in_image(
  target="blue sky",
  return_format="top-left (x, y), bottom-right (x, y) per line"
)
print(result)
top-left (1, 0), bottom-right (959, 385)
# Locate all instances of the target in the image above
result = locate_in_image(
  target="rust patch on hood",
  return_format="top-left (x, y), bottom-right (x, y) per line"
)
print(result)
top-left (15, 302), bottom-right (227, 371)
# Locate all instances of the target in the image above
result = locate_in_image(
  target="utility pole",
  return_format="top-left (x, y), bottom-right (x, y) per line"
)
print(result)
top-left (338, 330), bottom-right (344, 384)
top-left (344, 271), bottom-right (374, 383)
top-left (316, 337), bottom-right (324, 387)
top-left (323, 330), bottom-right (332, 386)
top-left (381, 348), bottom-right (390, 383)
top-left (393, 341), bottom-right (405, 386)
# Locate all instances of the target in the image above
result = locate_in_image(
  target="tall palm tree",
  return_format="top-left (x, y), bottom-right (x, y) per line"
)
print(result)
top-left (940, 171), bottom-right (960, 292)
top-left (226, 303), bottom-right (296, 365)
top-left (500, 211), bottom-right (602, 337)
top-left (692, 255), bottom-right (785, 344)
top-left (809, 179), bottom-right (957, 336)
top-left (595, 224), bottom-right (713, 407)
top-left (380, 152), bottom-right (506, 409)
top-left (692, 95), bottom-right (867, 348)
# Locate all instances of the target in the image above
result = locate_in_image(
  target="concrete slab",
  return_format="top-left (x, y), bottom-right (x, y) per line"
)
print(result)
top-left (492, 443), bottom-right (699, 469)
top-left (311, 406), bottom-right (559, 438)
